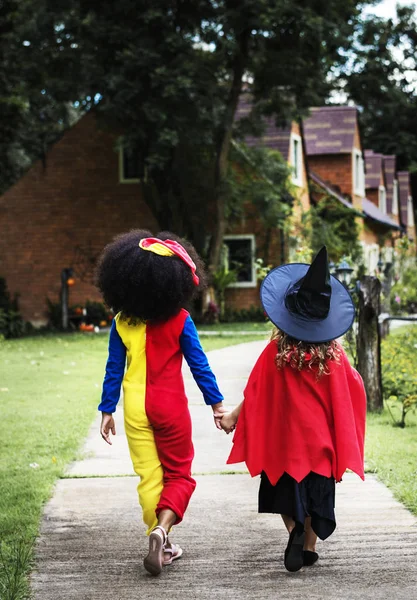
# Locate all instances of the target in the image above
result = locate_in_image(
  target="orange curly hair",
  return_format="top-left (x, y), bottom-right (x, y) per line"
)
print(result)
top-left (271, 327), bottom-right (341, 379)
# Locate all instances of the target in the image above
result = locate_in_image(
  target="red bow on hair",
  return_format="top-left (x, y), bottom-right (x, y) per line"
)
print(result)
top-left (139, 237), bottom-right (200, 286)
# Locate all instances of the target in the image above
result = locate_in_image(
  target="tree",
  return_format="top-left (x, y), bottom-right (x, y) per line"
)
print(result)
top-left (343, 6), bottom-right (417, 172)
top-left (2, 0), bottom-right (373, 268)
top-left (0, 0), bottom-right (83, 193)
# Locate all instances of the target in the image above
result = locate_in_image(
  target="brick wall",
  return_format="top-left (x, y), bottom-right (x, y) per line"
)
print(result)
top-left (0, 112), bottom-right (158, 325)
top-left (307, 154), bottom-right (352, 198)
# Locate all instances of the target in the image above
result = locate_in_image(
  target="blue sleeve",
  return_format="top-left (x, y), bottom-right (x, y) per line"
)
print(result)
top-left (98, 320), bottom-right (126, 413)
top-left (180, 315), bottom-right (224, 406)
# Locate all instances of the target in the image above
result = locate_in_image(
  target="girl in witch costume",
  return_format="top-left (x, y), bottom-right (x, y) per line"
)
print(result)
top-left (96, 230), bottom-right (225, 576)
top-left (220, 247), bottom-right (366, 572)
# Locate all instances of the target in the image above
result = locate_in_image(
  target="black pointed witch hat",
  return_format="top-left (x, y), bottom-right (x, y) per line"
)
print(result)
top-left (260, 246), bottom-right (355, 343)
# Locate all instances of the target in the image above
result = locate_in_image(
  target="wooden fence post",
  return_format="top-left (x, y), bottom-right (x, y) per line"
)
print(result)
top-left (356, 276), bottom-right (383, 412)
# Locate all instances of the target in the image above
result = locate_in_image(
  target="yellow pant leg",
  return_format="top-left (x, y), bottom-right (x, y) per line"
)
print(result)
top-left (124, 389), bottom-right (164, 535)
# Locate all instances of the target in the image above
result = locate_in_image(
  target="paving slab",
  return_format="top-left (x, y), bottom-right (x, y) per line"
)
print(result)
top-left (32, 339), bottom-right (417, 600)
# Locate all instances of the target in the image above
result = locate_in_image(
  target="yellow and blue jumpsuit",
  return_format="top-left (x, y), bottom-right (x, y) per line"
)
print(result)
top-left (99, 308), bottom-right (223, 533)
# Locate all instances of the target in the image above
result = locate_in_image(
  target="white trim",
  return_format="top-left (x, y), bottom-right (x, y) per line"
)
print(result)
top-left (352, 149), bottom-right (365, 196)
top-left (378, 185), bottom-right (386, 213)
top-left (223, 234), bottom-right (257, 288)
top-left (392, 179), bottom-right (399, 215)
top-left (290, 133), bottom-right (303, 187)
top-left (407, 195), bottom-right (414, 227)
top-left (119, 146), bottom-right (141, 183)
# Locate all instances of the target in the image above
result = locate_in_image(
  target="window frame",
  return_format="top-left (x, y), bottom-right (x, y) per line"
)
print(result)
top-left (290, 133), bottom-right (303, 187)
top-left (392, 180), bottom-right (399, 215)
top-left (119, 145), bottom-right (142, 184)
top-left (378, 185), bottom-right (387, 213)
top-left (223, 234), bottom-right (257, 289)
top-left (352, 149), bottom-right (365, 196)
top-left (407, 195), bottom-right (415, 227)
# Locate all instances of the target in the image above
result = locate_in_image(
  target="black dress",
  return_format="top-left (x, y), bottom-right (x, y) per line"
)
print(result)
top-left (258, 471), bottom-right (336, 540)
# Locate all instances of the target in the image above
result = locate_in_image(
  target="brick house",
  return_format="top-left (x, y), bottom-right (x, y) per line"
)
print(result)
top-left (0, 103), bottom-right (311, 324)
top-left (0, 112), bottom-right (158, 325)
top-left (224, 97), bottom-right (311, 310)
top-left (303, 106), bottom-right (403, 274)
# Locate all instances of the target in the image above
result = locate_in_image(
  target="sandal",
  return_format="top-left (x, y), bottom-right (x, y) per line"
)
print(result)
top-left (163, 542), bottom-right (183, 566)
top-left (144, 525), bottom-right (167, 576)
top-left (284, 527), bottom-right (305, 572)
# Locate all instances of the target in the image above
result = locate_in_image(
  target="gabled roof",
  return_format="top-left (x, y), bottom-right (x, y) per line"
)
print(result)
top-left (362, 198), bottom-right (402, 231)
top-left (235, 95), bottom-right (291, 158)
top-left (303, 106), bottom-right (358, 155)
top-left (364, 150), bottom-right (384, 190)
top-left (310, 170), bottom-right (403, 230)
top-left (383, 155), bottom-right (396, 214)
top-left (309, 170), bottom-right (360, 212)
top-left (398, 171), bottom-right (411, 226)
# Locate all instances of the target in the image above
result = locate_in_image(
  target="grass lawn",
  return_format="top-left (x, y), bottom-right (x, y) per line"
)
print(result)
top-left (364, 324), bottom-right (417, 515)
top-left (365, 410), bottom-right (417, 514)
top-left (0, 329), bottom-right (264, 599)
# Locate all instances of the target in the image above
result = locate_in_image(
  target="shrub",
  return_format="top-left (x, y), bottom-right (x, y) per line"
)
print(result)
top-left (382, 328), bottom-right (417, 427)
top-left (390, 263), bottom-right (417, 315)
top-left (0, 278), bottom-right (25, 339)
top-left (221, 305), bottom-right (267, 323)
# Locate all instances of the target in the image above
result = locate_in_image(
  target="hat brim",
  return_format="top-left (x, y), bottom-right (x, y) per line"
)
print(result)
top-left (260, 263), bottom-right (355, 343)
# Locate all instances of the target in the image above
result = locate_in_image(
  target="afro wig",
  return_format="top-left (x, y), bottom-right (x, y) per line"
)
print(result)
top-left (95, 229), bottom-right (207, 322)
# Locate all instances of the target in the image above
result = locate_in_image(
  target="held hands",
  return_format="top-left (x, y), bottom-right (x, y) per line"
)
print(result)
top-left (100, 412), bottom-right (116, 445)
top-left (219, 412), bottom-right (237, 434)
top-left (211, 402), bottom-right (238, 435)
top-left (211, 402), bottom-right (228, 430)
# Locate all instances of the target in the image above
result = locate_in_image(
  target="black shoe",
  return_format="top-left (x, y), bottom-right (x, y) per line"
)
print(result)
top-left (284, 528), bottom-right (305, 572)
top-left (303, 550), bottom-right (319, 566)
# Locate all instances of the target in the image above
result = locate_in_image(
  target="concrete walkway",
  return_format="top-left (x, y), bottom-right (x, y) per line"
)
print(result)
top-left (32, 341), bottom-right (417, 600)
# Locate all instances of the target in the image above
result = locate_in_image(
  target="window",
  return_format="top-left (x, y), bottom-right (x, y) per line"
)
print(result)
top-left (408, 196), bottom-right (415, 227)
top-left (392, 180), bottom-right (399, 215)
top-left (353, 149), bottom-right (365, 196)
top-left (119, 145), bottom-right (145, 183)
top-left (378, 186), bottom-right (386, 213)
top-left (290, 133), bottom-right (303, 186)
top-left (223, 235), bottom-right (256, 288)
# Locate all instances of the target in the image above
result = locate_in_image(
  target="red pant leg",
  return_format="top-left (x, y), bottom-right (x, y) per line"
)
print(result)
top-left (148, 397), bottom-right (196, 524)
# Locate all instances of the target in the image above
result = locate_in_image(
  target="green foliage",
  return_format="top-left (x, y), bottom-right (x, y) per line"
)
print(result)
top-left (0, 278), bottom-right (25, 339)
top-left (221, 305), bottom-right (267, 323)
top-left (344, 6), bottom-right (417, 173)
top-left (1, 0), bottom-right (373, 261)
top-left (390, 261), bottom-right (417, 315)
top-left (382, 327), bottom-right (417, 427)
top-left (0, 537), bottom-right (34, 600)
top-left (227, 144), bottom-right (293, 230)
top-left (85, 301), bottom-right (109, 326)
top-left (365, 410), bottom-right (417, 515)
top-left (307, 194), bottom-right (363, 264)
top-left (212, 266), bottom-right (238, 319)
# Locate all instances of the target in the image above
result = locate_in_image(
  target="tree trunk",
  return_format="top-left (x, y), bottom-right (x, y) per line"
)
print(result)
top-left (208, 29), bottom-right (250, 272)
top-left (356, 276), bottom-right (383, 412)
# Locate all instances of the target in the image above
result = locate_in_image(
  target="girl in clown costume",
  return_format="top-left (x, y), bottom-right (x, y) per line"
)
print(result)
top-left (96, 230), bottom-right (225, 576)
top-left (221, 247), bottom-right (366, 572)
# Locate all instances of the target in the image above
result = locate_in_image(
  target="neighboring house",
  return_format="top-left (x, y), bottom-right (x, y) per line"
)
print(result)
top-left (383, 155), bottom-right (400, 222)
top-left (398, 171), bottom-right (416, 240)
top-left (303, 106), bottom-right (402, 274)
top-left (224, 96), bottom-right (311, 311)
top-left (0, 112), bottom-right (157, 325)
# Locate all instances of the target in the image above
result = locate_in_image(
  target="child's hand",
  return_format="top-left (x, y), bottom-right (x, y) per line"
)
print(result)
top-left (220, 412), bottom-right (237, 434)
top-left (211, 402), bottom-right (228, 430)
top-left (100, 412), bottom-right (116, 445)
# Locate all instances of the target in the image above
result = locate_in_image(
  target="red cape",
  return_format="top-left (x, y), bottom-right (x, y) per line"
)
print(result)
top-left (227, 341), bottom-right (366, 484)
